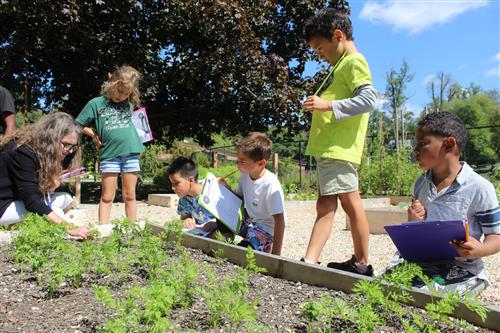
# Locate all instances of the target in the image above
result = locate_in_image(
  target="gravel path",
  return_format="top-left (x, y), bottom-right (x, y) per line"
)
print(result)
top-left (68, 200), bottom-right (500, 308)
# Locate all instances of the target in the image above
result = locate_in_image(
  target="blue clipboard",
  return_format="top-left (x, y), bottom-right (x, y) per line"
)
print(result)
top-left (384, 220), bottom-right (466, 263)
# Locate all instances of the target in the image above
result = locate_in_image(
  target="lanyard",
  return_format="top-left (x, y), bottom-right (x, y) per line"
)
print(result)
top-left (44, 193), bottom-right (53, 208)
top-left (313, 51), bottom-right (348, 96)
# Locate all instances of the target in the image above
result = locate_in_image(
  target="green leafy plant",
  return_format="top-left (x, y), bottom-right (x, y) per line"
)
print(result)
top-left (202, 266), bottom-right (259, 332)
top-left (245, 247), bottom-right (267, 274)
top-left (301, 262), bottom-right (489, 333)
top-left (140, 143), bottom-right (167, 178)
top-left (95, 252), bottom-right (199, 333)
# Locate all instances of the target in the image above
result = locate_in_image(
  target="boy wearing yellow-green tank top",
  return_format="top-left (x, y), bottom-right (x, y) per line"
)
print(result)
top-left (301, 7), bottom-right (377, 276)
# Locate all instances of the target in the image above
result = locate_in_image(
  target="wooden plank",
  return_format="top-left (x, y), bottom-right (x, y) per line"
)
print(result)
top-left (74, 176), bottom-right (81, 208)
top-left (346, 207), bottom-right (407, 234)
top-left (149, 223), bottom-right (500, 331)
top-left (147, 194), bottom-right (179, 207)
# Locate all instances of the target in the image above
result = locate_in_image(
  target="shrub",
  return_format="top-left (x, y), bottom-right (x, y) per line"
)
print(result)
top-left (193, 151), bottom-right (211, 168)
top-left (140, 143), bottom-right (167, 178)
top-left (278, 156), bottom-right (317, 198)
top-left (359, 147), bottom-right (421, 196)
top-left (199, 164), bottom-right (239, 190)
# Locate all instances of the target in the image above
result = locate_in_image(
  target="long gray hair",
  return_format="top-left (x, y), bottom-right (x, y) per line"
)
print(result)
top-left (0, 112), bottom-right (82, 193)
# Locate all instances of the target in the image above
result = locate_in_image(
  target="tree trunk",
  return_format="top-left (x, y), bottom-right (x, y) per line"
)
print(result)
top-left (23, 63), bottom-right (30, 125)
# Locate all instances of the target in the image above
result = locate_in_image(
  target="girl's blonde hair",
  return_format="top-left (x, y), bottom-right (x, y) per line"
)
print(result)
top-left (100, 65), bottom-right (142, 106)
top-left (0, 112), bottom-right (82, 194)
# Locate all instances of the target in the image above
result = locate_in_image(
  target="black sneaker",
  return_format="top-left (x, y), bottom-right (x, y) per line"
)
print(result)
top-left (327, 255), bottom-right (374, 277)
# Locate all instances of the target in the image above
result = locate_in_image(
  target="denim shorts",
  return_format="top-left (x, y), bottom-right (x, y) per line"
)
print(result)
top-left (100, 154), bottom-right (141, 174)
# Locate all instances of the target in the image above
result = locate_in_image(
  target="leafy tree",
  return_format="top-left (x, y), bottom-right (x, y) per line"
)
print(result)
top-left (383, 60), bottom-right (414, 151)
top-left (383, 60), bottom-right (414, 194)
top-left (427, 72), bottom-right (452, 113)
top-left (443, 94), bottom-right (499, 165)
top-left (268, 125), bottom-right (308, 159)
top-left (1, 0), bottom-right (356, 145)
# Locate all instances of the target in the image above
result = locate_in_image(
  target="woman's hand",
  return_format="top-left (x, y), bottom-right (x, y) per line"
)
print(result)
top-left (67, 226), bottom-right (89, 239)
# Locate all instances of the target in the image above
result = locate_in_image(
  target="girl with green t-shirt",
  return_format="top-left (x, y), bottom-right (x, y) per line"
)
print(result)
top-left (76, 65), bottom-right (145, 224)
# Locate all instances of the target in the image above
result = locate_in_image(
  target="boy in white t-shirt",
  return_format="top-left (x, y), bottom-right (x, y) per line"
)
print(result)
top-left (229, 132), bottom-right (285, 255)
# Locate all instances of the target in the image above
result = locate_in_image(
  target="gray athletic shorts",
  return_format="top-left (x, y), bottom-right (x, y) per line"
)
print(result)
top-left (316, 157), bottom-right (359, 196)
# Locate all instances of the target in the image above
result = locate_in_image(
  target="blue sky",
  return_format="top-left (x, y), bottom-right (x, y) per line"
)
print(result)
top-left (304, 0), bottom-right (500, 117)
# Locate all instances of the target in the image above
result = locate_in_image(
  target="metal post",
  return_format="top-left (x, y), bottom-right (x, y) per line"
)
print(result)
top-left (75, 176), bottom-right (81, 208)
top-left (211, 151), bottom-right (218, 168)
top-left (298, 141), bottom-right (302, 189)
top-left (273, 153), bottom-right (279, 176)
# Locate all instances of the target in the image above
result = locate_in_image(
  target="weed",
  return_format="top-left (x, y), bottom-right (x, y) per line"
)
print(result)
top-left (160, 219), bottom-right (184, 249)
top-left (214, 230), bottom-right (238, 245)
top-left (212, 247), bottom-right (225, 259)
top-left (202, 266), bottom-right (260, 332)
top-left (8, 214), bottom-right (67, 272)
top-left (300, 262), bottom-right (489, 333)
top-left (245, 247), bottom-right (267, 274)
top-left (198, 247), bottom-right (267, 332)
top-left (86, 223), bottom-right (101, 239)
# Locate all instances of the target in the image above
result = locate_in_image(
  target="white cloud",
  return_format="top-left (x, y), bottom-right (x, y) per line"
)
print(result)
top-left (404, 102), bottom-right (423, 116)
top-left (375, 96), bottom-right (422, 116)
top-left (374, 96), bottom-right (387, 110)
top-left (359, 0), bottom-right (489, 35)
top-left (458, 63), bottom-right (467, 70)
top-left (485, 66), bottom-right (500, 77)
top-left (485, 52), bottom-right (500, 76)
top-left (422, 74), bottom-right (437, 85)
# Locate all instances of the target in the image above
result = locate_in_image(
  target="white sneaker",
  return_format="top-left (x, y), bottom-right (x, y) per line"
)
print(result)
top-left (0, 231), bottom-right (18, 245)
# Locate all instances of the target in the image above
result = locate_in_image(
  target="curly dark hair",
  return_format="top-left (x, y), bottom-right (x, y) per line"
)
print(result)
top-left (304, 6), bottom-right (353, 42)
top-left (417, 112), bottom-right (468, 151)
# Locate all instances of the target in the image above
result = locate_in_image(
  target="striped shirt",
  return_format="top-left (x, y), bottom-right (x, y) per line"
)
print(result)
top-left (413, 161), bottom-right (500, 276)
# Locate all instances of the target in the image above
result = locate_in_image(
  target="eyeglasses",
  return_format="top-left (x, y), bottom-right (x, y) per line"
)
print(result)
top-left (61, 141), bottom-right (80, 153)
top-left (235, 159), bottom-right (250, 166)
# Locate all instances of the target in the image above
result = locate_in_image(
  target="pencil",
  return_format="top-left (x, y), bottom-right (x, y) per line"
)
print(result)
top-left (465, 221), bottom-right (469, 242)
top-left (219, 169), bottom-right (238, 181)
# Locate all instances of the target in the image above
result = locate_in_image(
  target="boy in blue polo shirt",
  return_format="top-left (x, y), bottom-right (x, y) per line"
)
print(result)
top-left (396, 112), bottom-right (500, 294)
top-left (167, 157), bottom-right (233, 239)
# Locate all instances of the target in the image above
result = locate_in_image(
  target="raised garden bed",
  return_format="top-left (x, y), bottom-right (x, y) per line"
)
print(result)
top-left (0, 215), bottom-right (496, 333)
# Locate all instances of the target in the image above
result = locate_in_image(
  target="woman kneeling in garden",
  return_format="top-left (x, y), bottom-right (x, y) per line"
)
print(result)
top-left (0, 112), bottom-right (88, 238)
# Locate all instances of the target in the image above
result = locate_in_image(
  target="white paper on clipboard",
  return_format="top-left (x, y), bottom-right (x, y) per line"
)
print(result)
top-left (132, 107), bottom-right (153, 143)
top-left (198, 173), bottom-right (243, 234)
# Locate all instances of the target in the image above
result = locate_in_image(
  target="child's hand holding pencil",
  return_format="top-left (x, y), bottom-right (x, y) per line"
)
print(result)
top-left (217, 169), bottom-right (238, 190)
top-left (407, 197), bottom-right (426, 221)
top-left (450, 234), bottom-right (482, 259)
